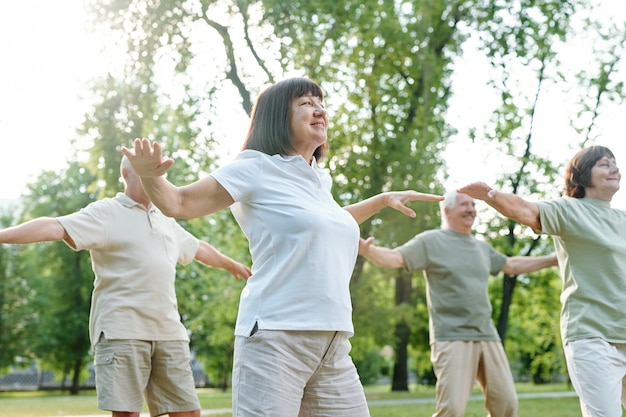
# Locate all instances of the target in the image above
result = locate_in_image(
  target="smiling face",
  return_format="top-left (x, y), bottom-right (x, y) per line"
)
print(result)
top-left (565, 146), bottom-right (620, 201)
top-left (585, 155), bottom-right (621, 201)
top-left (564, 145), bottom-right (620, 200)
top-left (288, 93), bottom-right (328, 162)
top-left (444, 192), bottom-right (477, 234)
top-left (242, 78), bottom-right (328, 161)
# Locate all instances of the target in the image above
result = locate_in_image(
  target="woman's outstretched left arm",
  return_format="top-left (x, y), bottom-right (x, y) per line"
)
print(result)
top-left (343, 191), bottom-right (443, 225)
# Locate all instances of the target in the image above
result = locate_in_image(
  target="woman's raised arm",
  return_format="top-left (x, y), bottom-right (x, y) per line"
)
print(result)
top-left (121, 138), bottom-right (234, 219)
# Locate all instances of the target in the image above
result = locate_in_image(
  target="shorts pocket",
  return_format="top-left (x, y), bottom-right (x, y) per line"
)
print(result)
top-left (94, 352), bottom-right (114, 366)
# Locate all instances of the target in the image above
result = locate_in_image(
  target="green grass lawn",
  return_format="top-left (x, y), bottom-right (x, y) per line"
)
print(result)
top-left (366, 382), bottom-right (584, 417)
top-left (0, 382), bottom-right (584, 417)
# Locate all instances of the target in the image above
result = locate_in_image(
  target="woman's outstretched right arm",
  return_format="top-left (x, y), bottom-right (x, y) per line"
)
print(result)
top-left (121, 138), bottom-right (234, 219)
top-left (457, 182), bottom-right (542, 231)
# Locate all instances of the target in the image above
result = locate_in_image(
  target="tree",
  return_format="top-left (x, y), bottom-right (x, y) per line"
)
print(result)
top-left (259, 0), bottom-right (588, 389)
top-left (176, 214), bottom-right (250, 390)
top-left (76, 43), bottom-right (252, 385)
top-left (83, 0), bottom-right (623, 391)
top-left (242, 0), bottom-right (457, 391)
top-left (0, 206), bottom-right (33, 371)
top-left (460, 0), bottom-right (625, 382)
top-left (16, 163), bottom-right (98, 394)
top-left (503, 268), bottom-right (565, 384)
top-left (474, 0), bottom-right (625, 336)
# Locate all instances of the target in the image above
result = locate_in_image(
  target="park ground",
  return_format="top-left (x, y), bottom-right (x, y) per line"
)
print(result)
top-left (0, 382), bottom-right (592, 417)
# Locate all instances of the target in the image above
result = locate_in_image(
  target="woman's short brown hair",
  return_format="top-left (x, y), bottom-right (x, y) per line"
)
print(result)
top-left (242, 77), bottom-right (327, 160)
top-left (563, 145), bottom-right (615, 198)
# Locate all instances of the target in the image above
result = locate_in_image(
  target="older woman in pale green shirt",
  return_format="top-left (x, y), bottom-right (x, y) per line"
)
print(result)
top-left (459, 145), bottom-right (626, 417)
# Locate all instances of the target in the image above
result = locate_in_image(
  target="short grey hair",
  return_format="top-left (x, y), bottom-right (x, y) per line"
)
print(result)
top-left (439, 191), bottom-right (459, 228)
top-left (120, 155), bottom-right (132, 175)
top-left (119, 156), bottom-right (133, 185)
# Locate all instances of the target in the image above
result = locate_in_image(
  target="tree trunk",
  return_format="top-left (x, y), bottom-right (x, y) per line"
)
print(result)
top-left (391, 272), bottom-right (412, 391)
top-left (71, 358), bottom-right (83, 395)
top-left (496, 275), bottom-right (517, 344)
top-left (497, 234), bottom-right (540, 344)
top-left (391, 321), bottom-right (410, 391)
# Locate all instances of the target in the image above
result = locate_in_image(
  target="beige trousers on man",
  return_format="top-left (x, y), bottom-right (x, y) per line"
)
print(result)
top-left (430, 340), bottom-right (518, 417)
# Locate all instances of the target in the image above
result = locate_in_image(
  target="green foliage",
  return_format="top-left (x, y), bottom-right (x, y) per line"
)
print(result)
top-left (259, 0), bottom-right (461, 389)
top-left (461, 0), bottom-right (624, 386)
top-left (177, 261), bottom-right (245, 389)
top-left (353, 348), bottom-right (390, 386)
top-left (8, 162), bottom-right (99, 393)
top-left (75, 10), bottom-right (244, 387)
top-left (0, 208), bottom-right (33, 370)
top-left (503, 268), bottom-right (565, 383)
top-left (80, 0), bottom-right (607, 390)
top-left (177, 211), bottom-right (250, 388)
top-left (1, 0), bottom-right (620, 392)
top-left (176, 210), bottom-right (250, 390)
top-left (77, 75), bottom-right (152, 197)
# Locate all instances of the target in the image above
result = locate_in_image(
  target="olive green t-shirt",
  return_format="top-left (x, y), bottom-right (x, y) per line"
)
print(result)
top-left (537, 197), bottom-right (626, 344)
top-left (398, 229), bottom-right (507, 343)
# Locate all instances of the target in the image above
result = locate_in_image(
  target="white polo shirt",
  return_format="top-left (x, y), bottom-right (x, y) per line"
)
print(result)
top-left (211, 150), bottom-right (360, 336)
top-left (58, 193), bottom-right (199, 347)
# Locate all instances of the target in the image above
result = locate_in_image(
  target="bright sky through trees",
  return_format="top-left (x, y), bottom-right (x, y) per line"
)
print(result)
top-left (0, 1), bottom-right (624, 208)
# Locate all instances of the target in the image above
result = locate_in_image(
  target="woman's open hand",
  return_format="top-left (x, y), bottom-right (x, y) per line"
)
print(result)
top-left (121, 138), bottom-right (175, 178)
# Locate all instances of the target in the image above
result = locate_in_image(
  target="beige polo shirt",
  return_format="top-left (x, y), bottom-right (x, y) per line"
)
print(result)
top-left (58, 193), bottom-right (199, 347)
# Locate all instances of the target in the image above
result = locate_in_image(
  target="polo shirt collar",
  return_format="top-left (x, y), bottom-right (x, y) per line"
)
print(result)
top-left (272, 153), bottom-right (319, 168)
top-left (115, 192), bottom-right (153, 211)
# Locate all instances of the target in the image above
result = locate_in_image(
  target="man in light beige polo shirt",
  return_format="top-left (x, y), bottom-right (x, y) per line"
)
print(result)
top-left (0, 156), bottom-right (252, 417)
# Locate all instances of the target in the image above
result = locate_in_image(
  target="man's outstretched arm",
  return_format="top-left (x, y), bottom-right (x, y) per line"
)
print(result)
top-left (0, 218), bottom-right (68, 245)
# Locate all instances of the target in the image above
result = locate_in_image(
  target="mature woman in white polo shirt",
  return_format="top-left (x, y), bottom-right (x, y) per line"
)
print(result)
top-left (122, 77), bottom-right (443, 417)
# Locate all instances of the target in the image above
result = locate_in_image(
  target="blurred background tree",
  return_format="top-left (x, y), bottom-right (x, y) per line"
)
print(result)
top-left (0, 0), bottom-right (623, 393)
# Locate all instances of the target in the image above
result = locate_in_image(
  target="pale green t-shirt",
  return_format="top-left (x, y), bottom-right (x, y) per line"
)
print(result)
top-left (537, 197), bottom-right (626, 344)
top-left (398, 229), bottom-right (507, 343)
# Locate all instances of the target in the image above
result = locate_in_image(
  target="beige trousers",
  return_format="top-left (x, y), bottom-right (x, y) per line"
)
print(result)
top-left (430, 340), bottom-right (518, 417)
top-left (564, 338), bottom-right (626, 417)
top-left (232, 329), bottom-right (370, 417)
